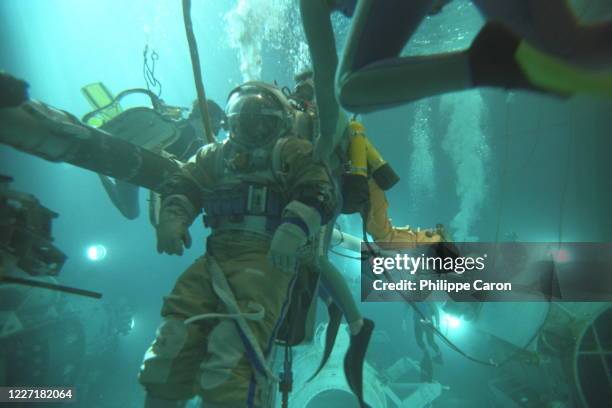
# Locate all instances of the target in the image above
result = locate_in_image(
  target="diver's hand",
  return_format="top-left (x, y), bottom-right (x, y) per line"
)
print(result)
top-left (268, 222), bottom-right (308, 273)
top-left (156, 208), bottom-right (192, 255)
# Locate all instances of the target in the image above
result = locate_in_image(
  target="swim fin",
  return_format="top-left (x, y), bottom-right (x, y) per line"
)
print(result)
top-left (344, 318), bottom-right (375, 408)
top-left (307, 302), bottom-right (343, 382)
top-left (469, 22), bottom-right (545, 92)
top-left (515, 41), bottom-right (612, 97)
top-left (469, 22), bottom-right (612, 97)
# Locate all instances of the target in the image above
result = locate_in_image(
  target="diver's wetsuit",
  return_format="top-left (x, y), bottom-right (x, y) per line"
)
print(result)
top-left (336, 0), bottom-right (473, 114)
top-left (329, 0), bottom-right (612, 116)
top-left (413, 303), bottom-right (440, 355)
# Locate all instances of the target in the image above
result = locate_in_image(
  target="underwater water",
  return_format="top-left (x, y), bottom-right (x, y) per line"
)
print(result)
top-left (1, 0), bottom-right (612, 407)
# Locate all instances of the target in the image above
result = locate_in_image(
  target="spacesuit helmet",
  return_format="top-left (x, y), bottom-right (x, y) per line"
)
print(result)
top-left (225, 82), bottom-right (293, 148)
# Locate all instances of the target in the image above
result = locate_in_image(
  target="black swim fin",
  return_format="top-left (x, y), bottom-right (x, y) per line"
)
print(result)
top-left (468, 22), bottom-right (537, 91)
top-left (307, 302), bottom-right (343, 382)
top-left (344, 318), bottom-right (375, 408)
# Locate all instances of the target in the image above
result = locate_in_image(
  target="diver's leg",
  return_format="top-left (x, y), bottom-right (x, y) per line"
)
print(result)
top-left (414, 317), bottom-right (427, 352)
top-left (299, 0), bottom-right (343, 157)
top-left (318, 222), bottom-right (374, 407)
top-left (319, 257), bottom-right (363, 333)
top-left (140, 257), bottom-right (216, 406)
top-left (337, 0), bottom-right (612, 113)
top-left (98, 175), bottom-right (140, 219)
top-left (336, 0), bottom-right (472, 113)
top-left (427, 327), bottom-right (443, 364)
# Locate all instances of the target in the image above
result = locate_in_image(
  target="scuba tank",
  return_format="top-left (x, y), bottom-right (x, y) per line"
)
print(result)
top-left (341, 121), bottom-right (370, 214)
top-left (341, 120), bottom-right (400, 213)
top-left (364, 137), bottom-right (400, 191)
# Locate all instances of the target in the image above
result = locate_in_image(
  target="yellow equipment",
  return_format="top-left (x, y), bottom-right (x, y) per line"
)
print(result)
top-left (347, 120), bottom-right (400, 190)
top-left (81, 82), bottom-right (123, 127)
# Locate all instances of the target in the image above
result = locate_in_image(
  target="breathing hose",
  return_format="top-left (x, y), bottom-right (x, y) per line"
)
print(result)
top-left (182, 0), bottom-right (215, 144)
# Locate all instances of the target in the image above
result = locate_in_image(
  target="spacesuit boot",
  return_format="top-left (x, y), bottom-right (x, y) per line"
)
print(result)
top-left (144, 394), bottom-right (187, 408)
top-left (343, 318), bottom-right (375, 408)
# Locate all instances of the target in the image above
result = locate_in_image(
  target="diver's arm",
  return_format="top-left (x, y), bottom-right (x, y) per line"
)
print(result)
top-left (155, 149), bottom-right (211, 255)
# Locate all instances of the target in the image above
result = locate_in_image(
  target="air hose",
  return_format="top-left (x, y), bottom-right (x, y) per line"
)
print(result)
top-left (182, 0), bottom-right (215, 144)
top-left (81, 88), bottom-right (163, 124)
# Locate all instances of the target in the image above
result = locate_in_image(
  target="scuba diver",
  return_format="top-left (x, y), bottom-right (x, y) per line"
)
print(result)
top-left (290, 70), bottom-right (447, 245)
top-left (301, 0), bottom-right (612, 161)
top-left (286, 71), bottom-right (375, 408)
top-left (411, 303), bottom-right (443, 367)
top-left (81, 85), bottom-right (226, 221)
top-left (287, 71), bottom-right (448, 408)
top-left (138, 81), bottom-right (336, 408)
top-left (401, 302), bottom-right (443, 384)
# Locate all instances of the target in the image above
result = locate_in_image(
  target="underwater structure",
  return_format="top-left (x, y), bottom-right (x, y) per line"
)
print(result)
top-left (0, 175), bottom-right (134, 406)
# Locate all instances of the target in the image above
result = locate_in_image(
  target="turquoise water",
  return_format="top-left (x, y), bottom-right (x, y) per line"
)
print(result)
top-left (1, 1), bottom-right (612, 407)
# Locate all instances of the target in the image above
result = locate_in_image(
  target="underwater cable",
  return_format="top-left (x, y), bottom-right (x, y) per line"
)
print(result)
top-left (331, 208), bottom-right (550, 368)
top-left (143, 45), bottom-right (162, 98)
top-left (358, 209), bottom-right (513, 368)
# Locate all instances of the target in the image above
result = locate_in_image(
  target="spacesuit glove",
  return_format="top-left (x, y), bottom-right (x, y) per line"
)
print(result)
top-left (156, 195), bottom-right (194, 256)
top-left (268, 222), bottom-right (308, 273)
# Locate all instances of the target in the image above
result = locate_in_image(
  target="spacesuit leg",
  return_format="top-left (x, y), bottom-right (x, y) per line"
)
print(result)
top-left (140, 256), bottom-right (217, 403)
top-left (197, 234), bottom-right (295, 408)
top-left (144, 394), bottom-right (188, 408)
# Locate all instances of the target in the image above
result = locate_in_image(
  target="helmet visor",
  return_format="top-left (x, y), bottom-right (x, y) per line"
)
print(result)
top-left (226, 89), bottom-right (286, 146)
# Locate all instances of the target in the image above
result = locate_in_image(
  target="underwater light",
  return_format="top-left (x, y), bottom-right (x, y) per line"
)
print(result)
top-left (86, 244), bottom-right (107, 261)
top-left (443, 313), bottom-right (461, 329)
top-left (130, 317), bottom-right (135, 330)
